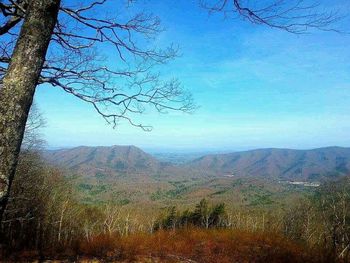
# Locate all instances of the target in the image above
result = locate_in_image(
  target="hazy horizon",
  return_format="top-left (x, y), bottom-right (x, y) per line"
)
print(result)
top-left (45, 144), bottom-right (350, 154)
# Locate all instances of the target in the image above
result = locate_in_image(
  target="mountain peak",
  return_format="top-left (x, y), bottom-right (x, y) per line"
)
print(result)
top-left (43, 144), bottom-right (160, 177)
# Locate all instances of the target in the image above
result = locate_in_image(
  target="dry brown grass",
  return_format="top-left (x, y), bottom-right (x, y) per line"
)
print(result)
top-left (2, 228), bottom-right (335, 262)
top-left (76, 228), bottom-right (323, 263)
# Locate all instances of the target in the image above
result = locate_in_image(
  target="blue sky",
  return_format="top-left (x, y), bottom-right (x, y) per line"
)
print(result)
top-left (35, 0), bottom-right (350, 151)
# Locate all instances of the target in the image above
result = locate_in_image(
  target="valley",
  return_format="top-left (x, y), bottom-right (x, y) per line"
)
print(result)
top-left (43, 145), bottom-right (350, 209)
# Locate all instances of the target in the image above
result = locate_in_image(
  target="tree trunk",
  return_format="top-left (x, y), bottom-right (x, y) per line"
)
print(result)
top-left (58, 200), bottom-right (68, 243)
top-left (0, 0), bottom-right (61, 225)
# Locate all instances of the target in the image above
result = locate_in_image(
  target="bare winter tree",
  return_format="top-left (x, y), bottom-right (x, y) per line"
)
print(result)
top-left (21, 103), bottom-right (46, 151)
top-left (317, 179), bottom-right (350, 260)
top-left (0, 0), bottom-right (339, 225)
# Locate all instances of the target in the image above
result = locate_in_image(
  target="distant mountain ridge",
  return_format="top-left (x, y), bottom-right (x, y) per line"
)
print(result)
top-left (44, 145), bottom-right (350, 180)
top-left (187, 146), bottom-right (350, 180)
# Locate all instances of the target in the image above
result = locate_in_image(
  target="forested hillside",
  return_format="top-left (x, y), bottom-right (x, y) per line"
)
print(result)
top-left (45, 145), bottom-right (350, 180)
top-left (188, 147), bottom-right (350, 180)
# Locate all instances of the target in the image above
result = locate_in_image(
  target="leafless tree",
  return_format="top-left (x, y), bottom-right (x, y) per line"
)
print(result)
top-left (318, 179), bottom-right (350, 260)
top-left (102, 203), bottom-right (120, 235)
top-left (21, 103), bottom-right (46, 151)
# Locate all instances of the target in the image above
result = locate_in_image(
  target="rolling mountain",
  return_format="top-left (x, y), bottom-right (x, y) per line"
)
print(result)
top-left (44, 145), bottom-right (350, 180)
top-left (187, 147), bottom-right (350, 180)
top-left (44, 145), bottom-right (162, 177)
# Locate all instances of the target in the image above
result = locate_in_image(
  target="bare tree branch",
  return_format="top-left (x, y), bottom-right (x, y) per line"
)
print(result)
top-left (200, 0), bottom-right (342, 33)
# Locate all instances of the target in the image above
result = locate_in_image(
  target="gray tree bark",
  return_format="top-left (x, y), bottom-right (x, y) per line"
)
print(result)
top-left (0, 0), bottom-right (61, 224)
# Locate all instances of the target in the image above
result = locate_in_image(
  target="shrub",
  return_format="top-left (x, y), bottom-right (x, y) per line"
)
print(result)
top-left (76, 228), bottom-right (323, 263)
